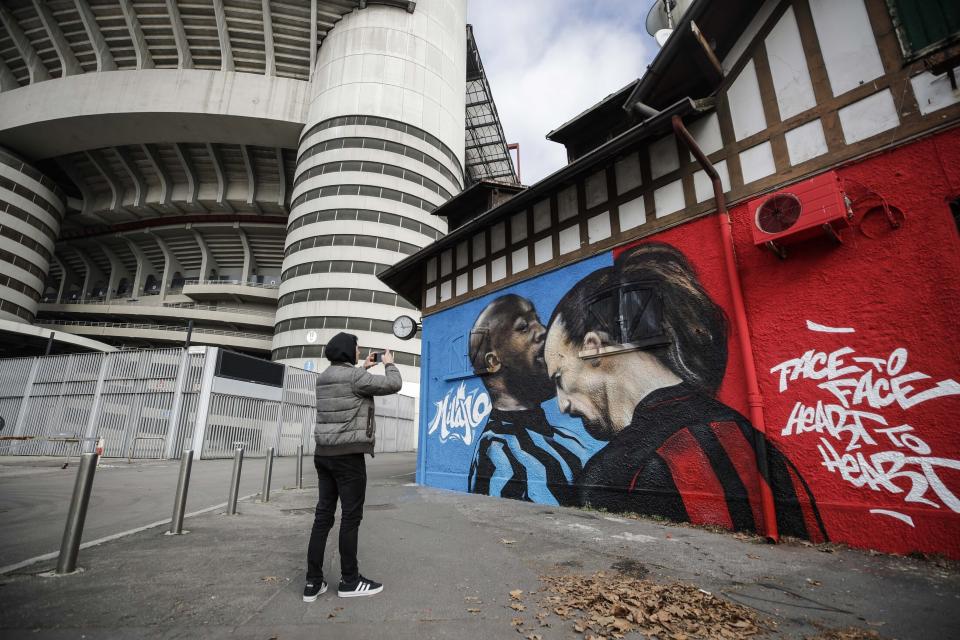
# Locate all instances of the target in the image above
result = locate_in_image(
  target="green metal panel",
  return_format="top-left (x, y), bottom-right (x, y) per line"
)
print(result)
top-left (894, 0), bottom-right (960, 54)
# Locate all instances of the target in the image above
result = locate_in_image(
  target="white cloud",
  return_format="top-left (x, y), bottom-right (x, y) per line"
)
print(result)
top-left (466, 0), bottom-right (659, 184)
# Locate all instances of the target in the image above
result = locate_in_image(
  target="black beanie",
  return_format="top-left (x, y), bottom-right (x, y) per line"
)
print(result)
top-left (326, 332), bottom-right (358, 364)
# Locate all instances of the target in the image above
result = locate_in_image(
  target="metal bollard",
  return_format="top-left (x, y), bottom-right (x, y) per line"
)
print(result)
top-left (226, 446), bottom-right (244, 515)
top-left (261, 447), bottom-right (274, 502)
top-left (168, 450), bottom-right (194, 534)
top-left (56, 452), bottom-right (98, 574)
top-left (295, 444), bottom-right (303, 489)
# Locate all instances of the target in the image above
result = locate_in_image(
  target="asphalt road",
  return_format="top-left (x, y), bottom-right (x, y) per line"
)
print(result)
top-left (0, 452), bottom-right (417, 570)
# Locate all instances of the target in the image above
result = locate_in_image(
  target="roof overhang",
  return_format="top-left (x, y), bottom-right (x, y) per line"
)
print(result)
top-left (0, 318), bottom-right (117, 358)
top-left (379, 97), bottom-right (711, 306)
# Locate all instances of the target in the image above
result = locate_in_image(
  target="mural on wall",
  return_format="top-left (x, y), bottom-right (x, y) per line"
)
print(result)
top-left (420, 231), bottom-right (959, 552)
top-left (542, 243), bottom-right (824, 539)
top-left (421, 243), bottom-right (825, 539)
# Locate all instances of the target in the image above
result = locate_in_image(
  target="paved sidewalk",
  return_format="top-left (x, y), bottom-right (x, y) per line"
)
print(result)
top-left (1, 455), bottom-right (958, 639)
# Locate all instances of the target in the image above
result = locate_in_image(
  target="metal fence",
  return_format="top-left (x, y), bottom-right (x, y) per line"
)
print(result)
top-left (0, 347), bottom-right (417, 459)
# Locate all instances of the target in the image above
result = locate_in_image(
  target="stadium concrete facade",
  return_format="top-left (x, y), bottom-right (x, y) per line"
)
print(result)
top-left (0, 0), bottom-right (516, 400)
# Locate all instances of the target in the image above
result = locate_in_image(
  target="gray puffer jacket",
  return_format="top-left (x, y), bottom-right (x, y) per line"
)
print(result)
top-left (314, 362), bottom-right (402, 456)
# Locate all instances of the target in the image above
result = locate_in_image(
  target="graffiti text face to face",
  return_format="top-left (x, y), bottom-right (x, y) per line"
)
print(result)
top-left (545, 318), bottom-right (613, 439)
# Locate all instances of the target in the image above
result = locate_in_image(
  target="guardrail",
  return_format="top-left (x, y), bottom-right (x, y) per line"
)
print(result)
top-left (182, 279), bottom-right (280, 289)
top-left (35, 320), bottom-right (272, 341)
top-left (40, 299), bottom-right (276, 318)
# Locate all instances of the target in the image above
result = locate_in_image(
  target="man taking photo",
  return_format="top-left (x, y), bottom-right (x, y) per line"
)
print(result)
top-left (303, 332), bottom-right (402, 602)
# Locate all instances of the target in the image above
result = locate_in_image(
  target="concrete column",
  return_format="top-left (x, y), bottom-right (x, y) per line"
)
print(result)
top-left (0, 147), bottom-right (64, 322)
top-left (274, 0), bottom-right (465, 383)
top-left (239, 227), bottom-right (256, 283)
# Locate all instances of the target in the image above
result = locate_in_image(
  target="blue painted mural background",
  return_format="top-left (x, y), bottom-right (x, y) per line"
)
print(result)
top-left (418, 253), bottom-right (611, 493)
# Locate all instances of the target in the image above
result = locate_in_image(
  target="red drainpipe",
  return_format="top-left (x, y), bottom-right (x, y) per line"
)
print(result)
top-left (671, 114), bottom-right (779, 542)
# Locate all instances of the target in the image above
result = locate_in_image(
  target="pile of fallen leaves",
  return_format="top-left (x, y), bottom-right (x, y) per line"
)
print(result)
top-left (537, 571), bottom-right (768, 639)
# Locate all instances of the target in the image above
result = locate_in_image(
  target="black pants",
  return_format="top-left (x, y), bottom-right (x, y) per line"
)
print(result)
top-left (306, 453), bottom-right (366, 584)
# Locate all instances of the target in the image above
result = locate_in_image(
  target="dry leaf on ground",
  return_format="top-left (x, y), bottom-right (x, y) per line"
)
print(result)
top-left (537, 571), bottom-right (770, 639)
top-left (510, 589), bottom-right (524, 600)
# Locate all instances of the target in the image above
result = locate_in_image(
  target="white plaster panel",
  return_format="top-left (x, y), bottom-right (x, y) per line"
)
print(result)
top-left (511, 247), bottom-right (528, 274)
top-left (615, 153), bottom-right (642, 194)
top-left (491, 256), bottom-right (506, 282)
top-left (838, 89), bottom-right (900, 144)
top-left (687, 113), bottom-right (723, 157)
top-left (785, 119), bottom-right (828, 165)
top-left (425, 286), bottom-right (437, 307)
top-left (533, 198), bottom-right (551, 233)
top-left (534, 237), bottom-right (553, 265)
top-left (739, 141), bottom-right (776, 183)
top-left (585, 170), bottom-right (608, 208)
top-left (727, 60), bottom-right (767, 141)
top-left (558, 224), bottom-right (581, 255)
top-left (472, 265), bottom-right (486, 289)
top-left (911, 68), bottom-right (960, 115)
top-left (455, 240), bottom-right (468, 269)
top-left (587, 211), bottom-right (611, 244)
top-left (693, 161), bottom-right (731, 203)
top-left (618, 195), bottom-right (646, 231)
top-left (649, 135), bottom-right (680, 180)
top-left (557, 184), bottom-right (578, 222)
top-left (765, 6), bottom-right (816, 120)
top-left (440, 248), bottom-right (452, 276)
top-left (511, 211), bottom-right (527, 243)
top-left (425, 257), bottom-right (437, 282)
top-left (455, 272), bottom-right (468, 296)
top-left (490, 221), bottom-right (506, 253)
top-left (809, 0), bottom-right (884, 97)
top-left (472, 232), bottom-right (486, 260)
top-left (439, 279), bottom-right (451, 301)
top-left (654, 180), bottom-right (685, 218)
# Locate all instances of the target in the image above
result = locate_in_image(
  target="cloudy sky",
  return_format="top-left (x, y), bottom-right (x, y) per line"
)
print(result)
top-left (466, 0), bottom-right (661, 184)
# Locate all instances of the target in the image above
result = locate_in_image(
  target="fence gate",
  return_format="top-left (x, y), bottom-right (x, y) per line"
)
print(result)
top-left (0, 347), bottom-right (421, 459)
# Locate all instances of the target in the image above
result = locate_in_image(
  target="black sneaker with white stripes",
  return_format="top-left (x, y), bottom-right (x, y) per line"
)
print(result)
top-left (302, 580), bottom-right (327, 602)
top-left (337, 575), bottom-right (383, 598)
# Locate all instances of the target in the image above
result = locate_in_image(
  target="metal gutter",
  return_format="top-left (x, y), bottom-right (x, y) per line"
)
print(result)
top-left (622, 0), bottom-right (711, 111)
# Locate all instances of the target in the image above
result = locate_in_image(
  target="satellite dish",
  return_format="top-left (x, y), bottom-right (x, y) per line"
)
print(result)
top-left (654, 29), bottom-right (673, 47)
top-left (645, 0), bottom-right (695, 36)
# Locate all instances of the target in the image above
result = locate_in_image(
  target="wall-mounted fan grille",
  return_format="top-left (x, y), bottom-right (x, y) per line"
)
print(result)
top-left (756, 194), bottom-right (802, 234)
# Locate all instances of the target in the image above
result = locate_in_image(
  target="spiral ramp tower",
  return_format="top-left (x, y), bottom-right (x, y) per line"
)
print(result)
top-left (0, 0), bottom-right (516, 395)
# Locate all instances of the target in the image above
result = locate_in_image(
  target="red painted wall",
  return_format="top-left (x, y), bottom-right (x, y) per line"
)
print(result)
top-left (728, 128), bottom-right (960, 556)
top-left (615, 127), bottom-right (960, 556)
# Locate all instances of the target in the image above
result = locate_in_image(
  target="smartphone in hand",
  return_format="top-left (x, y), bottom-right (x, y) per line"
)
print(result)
top-left (371, 352), bottom-right (381, 363)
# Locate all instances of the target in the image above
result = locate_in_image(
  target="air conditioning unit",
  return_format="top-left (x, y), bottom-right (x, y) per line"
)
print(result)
top-left (749, 171), bottom-right (853, 257)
